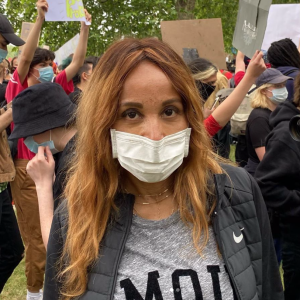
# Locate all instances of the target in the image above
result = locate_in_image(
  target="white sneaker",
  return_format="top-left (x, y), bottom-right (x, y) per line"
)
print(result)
top-left (26, 290), bottom-right (43, 300)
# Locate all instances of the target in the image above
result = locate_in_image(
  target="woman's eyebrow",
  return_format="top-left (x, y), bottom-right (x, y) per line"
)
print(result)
top-left (120, 98), bottom-right (181, 108)
top-left (120, 102), bottom-right (143, 108)
top-left (162, 99), bottom-right (182, 106)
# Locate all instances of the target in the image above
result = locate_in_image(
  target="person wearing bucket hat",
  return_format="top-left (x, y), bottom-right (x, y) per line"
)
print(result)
top-left (10, 82), bottom-right (77, 249)
top-left (0, 13), bottom-right (24, 295)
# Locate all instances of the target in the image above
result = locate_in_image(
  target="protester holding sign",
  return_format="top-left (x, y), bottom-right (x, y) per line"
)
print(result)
top-left (0, 13), bottom-right (25, 294)
top-left (4, 0), bottom-right (91, 298)
top-left (43, 38), bottom-right (283, 300)
top-left (188, 51), bottom-right (266, 138)
top-left (188, 58), bottom-right (231, 158)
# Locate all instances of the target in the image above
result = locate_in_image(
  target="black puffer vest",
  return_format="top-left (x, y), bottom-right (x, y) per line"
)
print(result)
top-left (44, 165), bottom-right (283, 300)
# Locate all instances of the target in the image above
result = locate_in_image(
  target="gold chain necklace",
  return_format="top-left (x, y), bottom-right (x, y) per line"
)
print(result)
top-left (133, 202), bottom-right (176, 218)
top-left (124, 188), bottom-right (171, 205)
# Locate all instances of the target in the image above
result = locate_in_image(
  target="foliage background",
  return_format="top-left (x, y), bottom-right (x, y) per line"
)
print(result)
top-left (1, 0), bottom-right (299, 57)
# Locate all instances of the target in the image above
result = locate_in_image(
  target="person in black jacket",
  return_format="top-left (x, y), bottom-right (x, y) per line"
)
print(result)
top-left (255, 72), bottom-right (300, 300)
top-left (44, 38), bottom-right (283, 300)
top-left (267, 38), bottom-right (300, 101)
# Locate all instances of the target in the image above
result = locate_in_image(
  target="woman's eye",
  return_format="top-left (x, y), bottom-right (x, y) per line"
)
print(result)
top-left (121, 110), bottom-right (141, 120)
top-left (127, 111), bottom-right (138, 119)
top-left (164, 108), bottom-right (176, 117)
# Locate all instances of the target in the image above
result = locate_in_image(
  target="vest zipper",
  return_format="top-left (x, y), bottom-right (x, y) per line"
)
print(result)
top-left (110, 198), bottom-right (134, 300)
top-left (214, 211), bottom-right (241, 300)
top-left (213, 175), bottom-right (242, 300)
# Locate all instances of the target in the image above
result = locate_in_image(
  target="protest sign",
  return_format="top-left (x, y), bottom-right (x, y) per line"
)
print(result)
top-left (262, 4), bottom-right (300, 51)
top-left (161, 19), bottom-right (226, 69)
top-left (54, 34), bottom-right (79, 65)
top-left (46, 0), bottom-right (90, 24)
top-left (233, 0), bottom-right (272, 58)
top-left (19, 22), bottom-right (39, 55)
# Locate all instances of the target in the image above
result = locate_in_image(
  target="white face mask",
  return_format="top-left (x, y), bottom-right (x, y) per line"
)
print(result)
top-left (110, 128), bottom-right (192, 183)
top-left (267, 87), bottom-right (288, 104)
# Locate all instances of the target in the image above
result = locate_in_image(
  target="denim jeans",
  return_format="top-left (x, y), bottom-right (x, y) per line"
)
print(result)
top-left (0, 187), bottom-right (24, 293)
top-left (280, 219), bottom-right (300, 300)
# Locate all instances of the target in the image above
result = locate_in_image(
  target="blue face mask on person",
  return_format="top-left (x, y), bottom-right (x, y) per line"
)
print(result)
top-left (33, 66), bottom-right (54, 83)
top-left (0, 49), bottom-right (8, 63)
top-left (24, 131), bottom-right (59, 154)
top-left (267, 87), bottom-right (288, 104)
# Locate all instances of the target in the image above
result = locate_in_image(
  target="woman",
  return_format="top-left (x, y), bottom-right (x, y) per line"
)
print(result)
top-left (188, 58), bottom-right (218, 103)
top-left (205, 70), bottom-right (231, 159)
top-left (188, 56), bottom-right (260, 145)
top-left (188, 59), bottom-right (231, 158)
top-left (255, 73), bottom-right (300, 300)
top-left (244, 68), bottom-right (291, 176)
top-left (44, 38), bottom-right (283, 300)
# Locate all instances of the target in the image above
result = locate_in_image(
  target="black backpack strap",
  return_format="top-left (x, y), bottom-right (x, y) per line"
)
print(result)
top-left (248, 86), bottom-right (257, 95)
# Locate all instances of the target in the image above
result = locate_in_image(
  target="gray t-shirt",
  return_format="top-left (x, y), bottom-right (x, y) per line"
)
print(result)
top-left (114, 212), bottom-right (233, 299)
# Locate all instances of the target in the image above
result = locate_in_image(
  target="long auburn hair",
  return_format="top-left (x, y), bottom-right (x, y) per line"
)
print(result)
top-left (60, 38), bottom-right (223, 299)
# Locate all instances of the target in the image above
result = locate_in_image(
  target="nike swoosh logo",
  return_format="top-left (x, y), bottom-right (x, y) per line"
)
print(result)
top-left (233, 228), bottom-right (244, 244)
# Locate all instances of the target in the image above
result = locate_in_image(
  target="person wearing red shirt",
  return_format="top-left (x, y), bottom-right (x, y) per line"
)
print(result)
top-left (5, 0), bottom-right (91, 299)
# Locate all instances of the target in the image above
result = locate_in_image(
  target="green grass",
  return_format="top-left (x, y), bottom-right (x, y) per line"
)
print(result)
top-left (230, 144), bottom-right (236, 162)
top-left (1, 259), bottom-right (26, 299)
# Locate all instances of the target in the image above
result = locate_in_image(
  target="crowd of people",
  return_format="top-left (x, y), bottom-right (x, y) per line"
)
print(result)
top-left (0, 0), bottom-right (299, 299)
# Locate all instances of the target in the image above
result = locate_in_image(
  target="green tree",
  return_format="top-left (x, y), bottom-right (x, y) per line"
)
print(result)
top-left (2, 0), bottom-right (178, 56)
top-left (1, 0), bottom-right (299, 57)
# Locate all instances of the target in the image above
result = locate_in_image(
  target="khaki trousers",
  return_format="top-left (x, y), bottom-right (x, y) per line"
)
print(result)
top-left (11, 159), bottom-right (45, 293)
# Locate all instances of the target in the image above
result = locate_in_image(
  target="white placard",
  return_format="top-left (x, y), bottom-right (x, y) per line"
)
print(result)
top-left (46, 0), bottom-right (90, 24)
top-left (262, 4), bottom-right (300, 51)
top-left (54, 34), bottom-right (80, 66)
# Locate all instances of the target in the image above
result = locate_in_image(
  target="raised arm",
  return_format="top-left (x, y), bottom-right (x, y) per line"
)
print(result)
top-left (235, 50), bottom-right (246, 74)
top-left (211, 51), bottom-right (265, 127)
top-left (17, 0), bottom-right (48, 84)
top-left (64, 10), bottom-right (91, 82)
top-left (26, 146), bottom-right (55, 248)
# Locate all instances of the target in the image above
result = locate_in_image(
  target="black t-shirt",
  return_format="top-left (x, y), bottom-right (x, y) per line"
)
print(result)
top-left (53, 135), bottom-right (76, 210)
top-left (246, 108), bottom-right (271, 164)
top-left (68, 86), bottom-right (82, 105)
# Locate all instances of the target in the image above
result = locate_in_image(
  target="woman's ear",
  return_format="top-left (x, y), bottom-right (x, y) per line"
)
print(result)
top-left (261, 88), bottom-right (267, 96)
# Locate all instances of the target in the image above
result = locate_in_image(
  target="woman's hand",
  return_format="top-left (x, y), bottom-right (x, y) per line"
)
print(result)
top-left (245, 50), bottom-right (266, 81)
top-left (203, 107), bottom-right (215, 119)
top-left (26, 146), bottom-right (55, 189)
top-left (81, 9), bottom-right (92, 29)
top-left (36, 0), bottom-right (48, 20)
